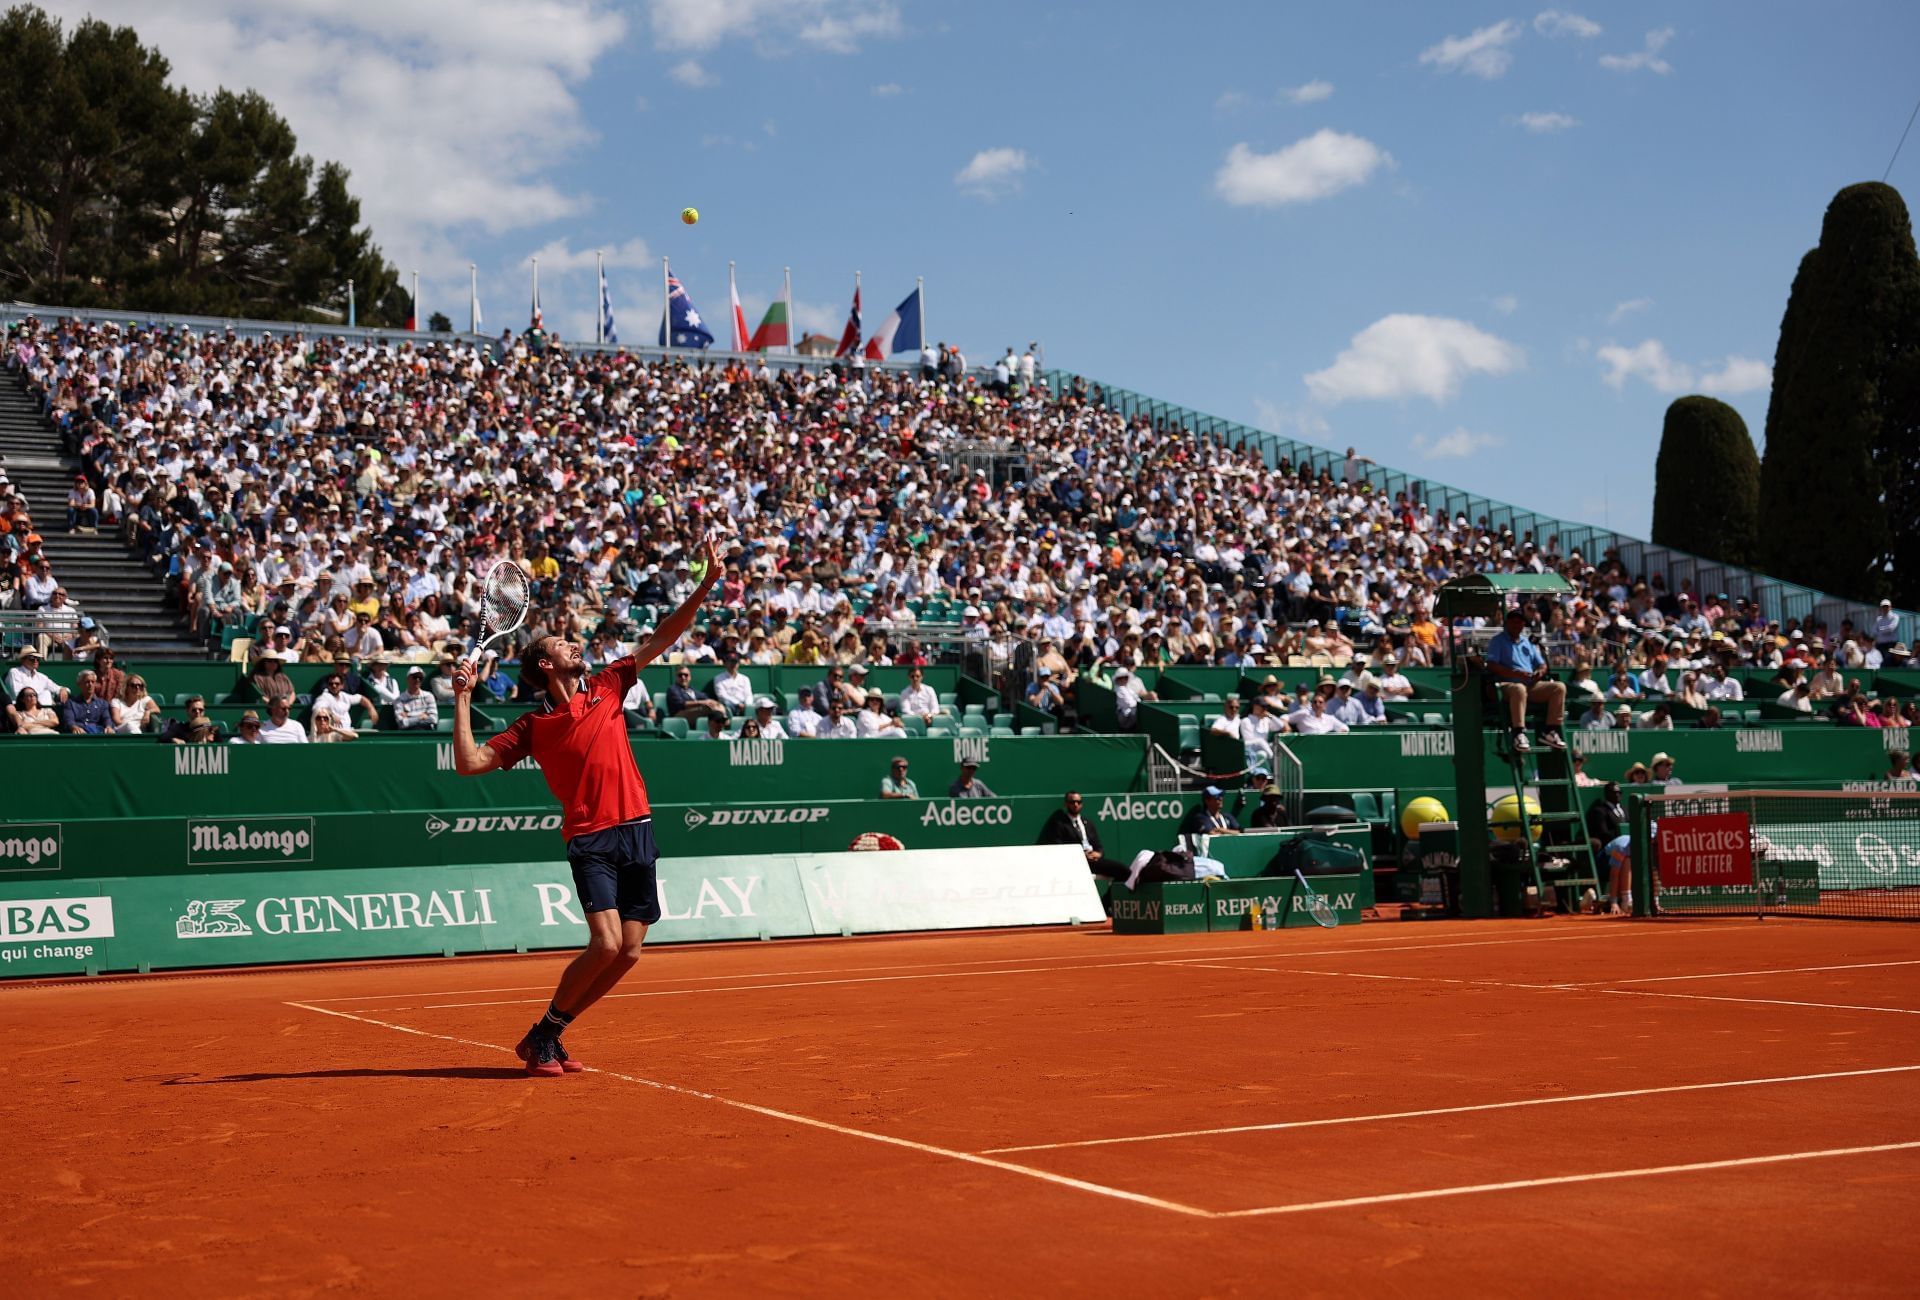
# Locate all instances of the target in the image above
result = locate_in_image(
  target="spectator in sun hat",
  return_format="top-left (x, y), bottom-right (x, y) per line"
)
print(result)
top-left (1648, 752), bottom-right (1679, 786)
top-left (230, 709), bottom-right (266, 744)
top-left (6, 647), bottom-right (64, 706)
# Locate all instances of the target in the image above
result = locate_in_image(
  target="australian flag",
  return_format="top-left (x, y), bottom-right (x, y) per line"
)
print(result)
top-left (658, 268), bottom-right (714, 349)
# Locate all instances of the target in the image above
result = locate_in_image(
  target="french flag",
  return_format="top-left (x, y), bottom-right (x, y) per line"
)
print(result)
top-left (864, 287), bottom-right (923, 360)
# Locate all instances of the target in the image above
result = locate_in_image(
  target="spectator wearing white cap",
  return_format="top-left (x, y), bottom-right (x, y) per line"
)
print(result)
top-left (6, 648), bottom-right (65, 705)
top-left (1874, 600), bottom-right (1901, 654)
top-left (394, 668), bottom-right (439, 729)
top-left (1111, 666), bottom-right (1154, 731)
top-left (752, 697), bottom-right (789, 740)
top-left (961, 605), bottom-right (988, 642)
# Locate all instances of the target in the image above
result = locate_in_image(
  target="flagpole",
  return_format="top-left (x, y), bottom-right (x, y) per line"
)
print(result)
top-left (411, 270), bottom-right (420, 332)
top-left (595, 250), bottom-right (604, 345)
top-left (662, 256), bottom-right (671, 352)
top-left (917, 276), bottom-right (925, 364)
top-left (346, 278), bottom-right (355, 330)
top-left (530, 256), bottom-right (539, 332)
top-left (469, 264), bottom-right (478, 333)
top-left (783, 266), bottom-right (793, 356)
top-left (728, 259), bottom-right (738, 352)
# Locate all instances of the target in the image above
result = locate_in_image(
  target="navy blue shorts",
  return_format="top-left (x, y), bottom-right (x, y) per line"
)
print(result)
top-left (565, 817), bottom-right (661, 924)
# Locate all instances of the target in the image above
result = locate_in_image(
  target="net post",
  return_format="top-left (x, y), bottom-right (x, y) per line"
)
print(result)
top-left (1629, 793), bottom-right (1651, 918)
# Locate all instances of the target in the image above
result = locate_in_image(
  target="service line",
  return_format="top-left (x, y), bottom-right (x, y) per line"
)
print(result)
top-left (1212, 1141), bottom-right (1920, 1218)
top-left (982, 1064), bottom-right (1920, 1153)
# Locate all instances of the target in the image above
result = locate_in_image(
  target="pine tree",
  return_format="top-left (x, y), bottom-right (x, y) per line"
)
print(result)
top-left (1652, 396), bottom-right (1759, 566)
top-left (1757, 181), bottom-right (1920, 602)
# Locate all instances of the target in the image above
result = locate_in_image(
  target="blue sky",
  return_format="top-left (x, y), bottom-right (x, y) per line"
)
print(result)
top-left (43, 1), bottom-right (1920, 538)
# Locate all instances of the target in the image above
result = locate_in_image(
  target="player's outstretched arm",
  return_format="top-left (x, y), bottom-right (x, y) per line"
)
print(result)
top-left (630, 532), bottom-right (723, 669)
top-left (449, 657), bottom-right (504, 776)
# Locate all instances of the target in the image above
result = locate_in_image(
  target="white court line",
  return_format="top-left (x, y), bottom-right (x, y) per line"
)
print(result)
top-left (284, 1000), bottom-right (1210, 1218)
top-left (1590, 987), bottom-right (1920, 1017)
top-left (1182, 961), bottom-right (1920, 1018)
top-left (981, 1064), bottom-right (1920, 1154)
top-left (1577, 958), bottom-right (1920, 987)
top-left (298, 920), bottom-right (1739, 1005)
top-left (364, 926), bottom-right (1735, 1013)
top-left (1212, 1141), bottom-right (1920, 1218)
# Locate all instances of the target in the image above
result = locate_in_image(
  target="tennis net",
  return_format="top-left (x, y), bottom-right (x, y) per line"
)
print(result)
top-left (1633, 788), bottom-right (1920, 922)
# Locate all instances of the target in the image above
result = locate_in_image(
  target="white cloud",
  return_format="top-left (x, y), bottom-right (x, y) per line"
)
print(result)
top-left (1214, 131), bottom-right (1392, 208)
top-left (669, 59), bottom-right (716, 87)
top-left (1281, 80), bottom-right (1334, 105)
top-left (1698, 356), bottom-right (1772, 395)
top-left (1600, 27), bottom-right (1674, 74)
top-left (955, 147), bottom-right (1033, 199)
top-left (1419, 20), bottom-right (1522, 79)
top-left (1214, 89), bottom-right (1251, 114)
top-left (1412, 428), bottom-right (1505, 459)
top-left (872, 82), bottom-right (902, 97)
top-left (1608, 297), bottom-right (1654, 323)
top-left (1597, 339), bottom-right (1693, 392)
top-left (1305, 314), bottom-right (1524, 405)
top-left (645, 0), bottom-right (901, 54)
top-left (1491, 294), bottom-right (1519, 315)
top-left (527, 237), bottom-right (654, 274)
top-left (35, 0), bottom-right (627, 299)
top-left (1513, 111), bottom-right (1579, 133)
top-left (1533, 10), bottom-right (1601, 38)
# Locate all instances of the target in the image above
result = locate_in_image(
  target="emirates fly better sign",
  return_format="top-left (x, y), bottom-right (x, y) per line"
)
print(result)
top-left (1656, 812), bottom-right (1754, 888)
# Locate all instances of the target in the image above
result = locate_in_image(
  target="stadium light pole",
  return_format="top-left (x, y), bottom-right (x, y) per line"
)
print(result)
top-left (783, 266), bottom-right (794, 355)
top-left (469, 264), bottom-right (479, 334)
top-left (346, 279), bottom-right (355, 329)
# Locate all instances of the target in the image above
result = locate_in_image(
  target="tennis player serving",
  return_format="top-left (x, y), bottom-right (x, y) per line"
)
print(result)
top-left (449, 532), bottom-right (720, 1077)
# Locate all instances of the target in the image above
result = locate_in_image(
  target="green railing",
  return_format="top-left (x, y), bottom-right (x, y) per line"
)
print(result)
top-left (1044, 370), bottom-right (1915, 644)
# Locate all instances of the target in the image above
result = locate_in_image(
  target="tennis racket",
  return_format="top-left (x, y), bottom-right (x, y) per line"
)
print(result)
top-left (1293, 869), bottom-right (1340, 929)
top-left (471, 559), bottom-right (530, 664)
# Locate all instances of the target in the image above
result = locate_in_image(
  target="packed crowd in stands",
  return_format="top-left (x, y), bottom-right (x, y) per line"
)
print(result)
top-left (3, 314), bottom-right (1915, 740)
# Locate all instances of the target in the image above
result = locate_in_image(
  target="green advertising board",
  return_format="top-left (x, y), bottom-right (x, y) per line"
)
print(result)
top-left (1110, 875), bottom-right (1365, 935)
top-left (0, 792), bottom-right (1203, 882)
top-left (0, 845), bottom-right (1104, 979)
top-left (6, 733), bottom-right (1150, 822)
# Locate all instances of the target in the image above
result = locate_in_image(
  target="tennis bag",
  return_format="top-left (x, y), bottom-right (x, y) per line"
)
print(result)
top-left (1261, 831), bottom-right (1368, 878)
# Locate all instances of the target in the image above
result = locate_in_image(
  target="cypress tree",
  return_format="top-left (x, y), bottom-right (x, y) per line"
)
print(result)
top-left (1652, 396), bottom-right (1759, 566)
top-left (1757, 181), bottom-right (1920, 602)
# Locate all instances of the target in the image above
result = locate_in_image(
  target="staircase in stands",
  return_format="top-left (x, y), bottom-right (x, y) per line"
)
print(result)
top-left (0, 376), bottom-right (206, 659)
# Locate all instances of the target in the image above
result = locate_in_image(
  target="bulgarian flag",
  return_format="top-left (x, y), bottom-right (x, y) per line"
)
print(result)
top-left (747, 300), bottom-right (789, 352)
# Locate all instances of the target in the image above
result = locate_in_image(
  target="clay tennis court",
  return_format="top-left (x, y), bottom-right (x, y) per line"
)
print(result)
top-left (7, 916), bottom-right (1919, 1296)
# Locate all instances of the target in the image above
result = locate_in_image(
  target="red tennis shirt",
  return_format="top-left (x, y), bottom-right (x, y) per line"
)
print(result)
top-left (486, 658), bottom-right (651, 840)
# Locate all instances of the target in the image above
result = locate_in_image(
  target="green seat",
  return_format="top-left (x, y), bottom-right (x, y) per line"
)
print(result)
top-left (990, 725), bottom-right (1016, 737)
top-left (991, 712), bottom-right (1015, 729)
top-left (958, 722), bottom-right (988, 737)
top-left (435, 717), bottom-right (456, 733)
top-left (901, 715), bottom-right (927, 735)
top-left (1177, 721), bottom-right (1201, 751)
top-left (1349, 792), bottom-right (1381, 823)
top-left (1423, 712), bottom-right (1445, 725)
top-left (938, 692), bottom-right (958, 710)
top-left (926, 723), bottom-right (954, 738)
top-left (660, 716), bottom-right (689, 739)
top-left (963, 703), bottom-right (986, 719)
top-left (1019, 725), bottom-right (1046, 736)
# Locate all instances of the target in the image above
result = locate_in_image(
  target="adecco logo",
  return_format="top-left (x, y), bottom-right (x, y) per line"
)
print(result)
top-left (1096, 796), bottom-right (1186, 822)
top-left (687, 807), bottom-right (831, 830)
top-left (0, 824), bottom-right (62, 872)
top-left (1, 896), bottom-right (112, 940)
top-left (187, 817), bottom-right (315, 865)
top-left (425, 814), bottom-right (562, 838)
top-left (919, 801), bottom-right (1013, 827)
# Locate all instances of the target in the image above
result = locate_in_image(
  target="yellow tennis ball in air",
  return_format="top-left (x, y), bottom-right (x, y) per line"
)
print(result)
top-left (681, 207), bottom-right (699, 225)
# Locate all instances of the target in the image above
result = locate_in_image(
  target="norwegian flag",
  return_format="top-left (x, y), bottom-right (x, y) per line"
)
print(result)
top-left (834, 280), bottom-right (862, 358)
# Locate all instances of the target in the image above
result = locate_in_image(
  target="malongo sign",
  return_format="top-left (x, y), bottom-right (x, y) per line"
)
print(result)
top-left (187, 817), bottom-right (316, 865)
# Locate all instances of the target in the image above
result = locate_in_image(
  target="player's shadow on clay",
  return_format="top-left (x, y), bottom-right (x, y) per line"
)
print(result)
top-left (164, 1067), bottom-right (524, 1083)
